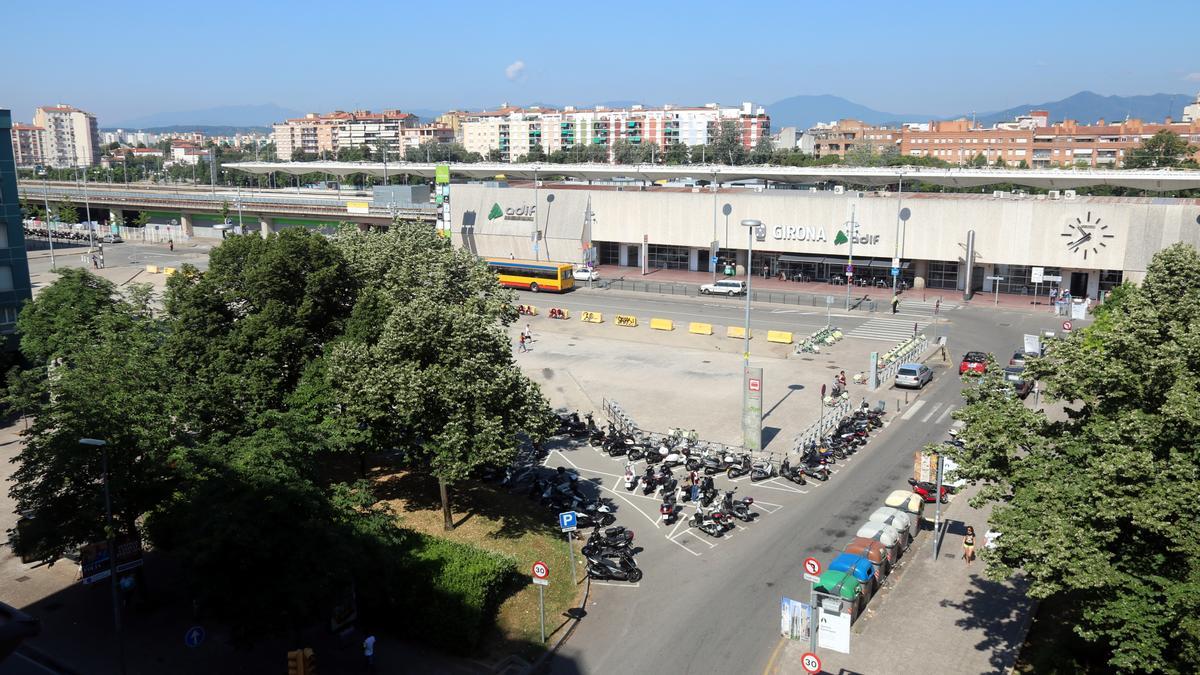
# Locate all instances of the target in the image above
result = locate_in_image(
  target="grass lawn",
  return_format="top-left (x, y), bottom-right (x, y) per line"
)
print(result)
top-left (374, 470), bottom-right (585, 662)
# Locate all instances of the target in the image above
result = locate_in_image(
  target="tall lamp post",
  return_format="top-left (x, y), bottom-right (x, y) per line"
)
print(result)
top-left (79, 438), bottom-right (126, 675)
top-left (844, 204), bottom-right (858, 311)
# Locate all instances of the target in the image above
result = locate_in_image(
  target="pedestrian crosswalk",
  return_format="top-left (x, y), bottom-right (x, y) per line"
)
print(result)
top-left (892, 298), bottom-right (956, 317)
top-left (846, 317), bottom-right (932, 342)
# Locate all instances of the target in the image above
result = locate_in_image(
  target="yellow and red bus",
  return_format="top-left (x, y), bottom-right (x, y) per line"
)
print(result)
top-left (485, 258), bottom-right (575, 293)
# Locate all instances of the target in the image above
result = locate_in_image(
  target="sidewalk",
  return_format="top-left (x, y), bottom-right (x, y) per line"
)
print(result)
top-left (593, 265), bottom-right (1081, 314)
top-left (774, 483), bottom-right (1035, 675)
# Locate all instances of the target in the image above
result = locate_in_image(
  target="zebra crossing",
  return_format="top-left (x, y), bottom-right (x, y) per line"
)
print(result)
top-left (846, 317), bottom-right (932, 342)
top-left (893, 298), bottom-right (956, 317)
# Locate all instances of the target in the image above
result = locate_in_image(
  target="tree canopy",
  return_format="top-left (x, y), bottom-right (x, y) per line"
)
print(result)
top-left (1124, 130), bottom-right (1200, 169)
top-left (945, 242), bottom-right (1200, 672)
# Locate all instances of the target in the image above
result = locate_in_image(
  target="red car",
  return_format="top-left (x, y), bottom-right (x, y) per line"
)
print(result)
top-left (960, 351), bottom-right (988, 375)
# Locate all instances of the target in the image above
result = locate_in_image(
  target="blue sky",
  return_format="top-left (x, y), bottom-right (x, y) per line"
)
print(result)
top-left (3, 0), bottom-right (1199, 125)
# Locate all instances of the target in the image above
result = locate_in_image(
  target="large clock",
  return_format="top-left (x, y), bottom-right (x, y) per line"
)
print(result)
top-left (1060, 211), bottom-right (1115, 261)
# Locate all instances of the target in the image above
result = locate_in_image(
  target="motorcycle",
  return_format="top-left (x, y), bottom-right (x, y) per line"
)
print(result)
top-left (582, 526), bottom-right (634, 556)
top-left (687, 506), bottom-right (725, 538)
top-left (725, 453), bottom-right (752, 479)
top-left (659, 493), bottom-right (680, 525)
top-left (588, 416), bottom-right (607, 447)
top-left (908, 477), bottom-right (950, 504)
top-left (557, 411), bottom-right (589, 438)
top-left (778, 457), bottom-right (808, 485)
top-left (721, 489), bottom-right (756, 521)
top-left (749, 458), bottom-right (775, 482)
top-left (623, 463), bottom-right (637, 491)
top-left (585, 551), bottom-right (643, 583)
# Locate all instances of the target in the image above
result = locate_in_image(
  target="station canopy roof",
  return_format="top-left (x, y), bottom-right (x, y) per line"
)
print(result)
top-left (224, 161), bottom-right (1200, 192)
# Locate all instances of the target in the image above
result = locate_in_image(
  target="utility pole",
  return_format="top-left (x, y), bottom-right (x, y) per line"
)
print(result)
top-left (42, 177), bottom-right (56, 270)
top-left (844, 203), bottom-right (857, 311)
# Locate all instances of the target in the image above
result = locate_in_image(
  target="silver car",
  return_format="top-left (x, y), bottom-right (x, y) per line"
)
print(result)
top-left (894, 363), bottom-right (932, 389)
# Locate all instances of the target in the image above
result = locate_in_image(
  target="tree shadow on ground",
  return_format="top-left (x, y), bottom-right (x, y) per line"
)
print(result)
top-left (938, 572), bottom-right (1036, 675)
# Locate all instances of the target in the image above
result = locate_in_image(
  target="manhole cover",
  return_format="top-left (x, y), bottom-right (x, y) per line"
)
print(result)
top-left (14, 576), bottom-right (29, 583)
top-left (998, 322), bottom-right (1011, 327)
top-left (701, 360), bottom-right (711, 364)
top-left (801, 358), bottom-right (814, 361)
top-left (568, 343), bottom-right (576, 347)
top-left (827, 365), bottom-right (840, 369)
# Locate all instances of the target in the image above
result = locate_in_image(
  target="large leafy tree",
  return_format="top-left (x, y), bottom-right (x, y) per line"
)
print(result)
top-left (163, 228), bottom-right (356, 440)
top-left (1124, 130), bottom-right (1199, 169)
top-left (945, 243), bottom-right (1200, 672)
top-left (7, 277), bottom-right (176, 561)
top-left (327, 225), bottom-right (553, 529)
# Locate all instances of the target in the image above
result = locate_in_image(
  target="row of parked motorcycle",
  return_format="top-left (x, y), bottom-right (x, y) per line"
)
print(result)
top-left (24, 226), bottom-right (92, 241)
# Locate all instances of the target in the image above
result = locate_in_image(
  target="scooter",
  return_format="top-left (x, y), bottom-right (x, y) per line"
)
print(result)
top-left (721, 489), bottom-right (756, 521)
top-left (623, 463), bottom-right (637, 491)
top-left (582, 526), bottom-right (634, 556)
top-left (908, 477), bottom-right (950, 504)
top-left (749, 458), bottom-right (775, 482)
top-left (779, 457), bottom-right (808, 485)
top-left (588, 416), bottom-right (607, 446)
top-left (687, 506), bottom-right (724, 538)
top-left (585, 551), bottom-right (643, 583)
top-left (659, 493), bottom-right (680, 525)
top-left (725, 454), bottom-right (752, 479)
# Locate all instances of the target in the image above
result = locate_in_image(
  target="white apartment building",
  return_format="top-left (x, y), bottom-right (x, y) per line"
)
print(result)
top-left (458, 102), bottom-right (771, 161)
top-left (33, 104), bottom-right (101, 168)
top-left (9, 124), bottom-right (45, 167)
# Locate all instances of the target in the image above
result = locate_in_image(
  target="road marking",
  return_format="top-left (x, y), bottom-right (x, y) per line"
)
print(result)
top-left (747, 498), bottom-right (784, 508)
top-left (936, 405), bottom-right (956, 424)
top-left (666, 534), bottom-right (703, 556)
top-left (671, 527), bottom-right (718, 548)
top-left (758, 477), bottom-right (807, 493)
top-left (596, 484), bottom-right (662, 529)
top-left (590, 581), bottom-right (641, 588)
top-left (921, 402), bottom-right (944, 423)
top-left (900, 400), bottom-right (927, 420)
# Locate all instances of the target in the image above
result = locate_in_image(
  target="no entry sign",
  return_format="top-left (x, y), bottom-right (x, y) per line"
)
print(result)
top-left (803, 557), bottom-right (821, 577)
top-left (1062, 320), bottom-right (1072, 332)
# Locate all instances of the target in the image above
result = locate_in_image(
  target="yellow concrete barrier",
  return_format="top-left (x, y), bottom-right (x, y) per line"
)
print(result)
top-left (580, 311), bottom-right (603, 323)
top-left (145, 265), bottom-right (159, 274)
top-left (615, 314), bottom-right (638, 327)
top-left (727, 326), bottom-right (751, 339)
top-left (163, 267), bottom-right (178, 276)
top-left (767, 330), bottom-right (794, 344)
top-left (650, 318), bottom-right (674, 331)
top-left (689, 322), bottom-right (713, 335)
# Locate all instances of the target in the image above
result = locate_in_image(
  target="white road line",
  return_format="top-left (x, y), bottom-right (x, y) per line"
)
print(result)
top-left (936, 405), bottom-right (956, 424)
top-left (921, 402), bottom-right (944, 423)
top-left (742, 481), bottom-right (813, 494)
top-left (591, 581), bottom-right (641, 588)
top-left (666, 535), bottom-right (703, 556)
top-left (747, 498), bottom-right (785, 508)
top-left (672, 528), bottom-right (719, 548)
top-left (901, 400), bottom-right (927, 420)
top-left (759, 477), bottom-right (806, 493)
top-left (669, 519), bottom-right (686, 538)
top-left (597, 484), bottom-right (662, 529)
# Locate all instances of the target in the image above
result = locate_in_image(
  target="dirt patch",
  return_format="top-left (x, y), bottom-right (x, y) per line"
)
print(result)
top-left (374, 470), bottom-right (584, 662)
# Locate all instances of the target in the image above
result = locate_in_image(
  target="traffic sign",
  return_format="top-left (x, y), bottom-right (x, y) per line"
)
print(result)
top-left (800, 651), bottom-right (822, 674)
top-left (890, 267), bottom-right (899, 276)
top-left (711, 256), bottom-right (719, 264)
top-left (184, 625), bottom-right (206, 648)
top-left (558, 511), bottom-right (577, 532)
top-left (748, 378), bottom-right (761, 392)
top-left (1062, 320), bottom-right (1072, 332)
top-left (532, 560), bottom-right (550, 580)
top-left (803, 557), bottom-right (821, 577)
top-left (820, 384), bottom-right (826, 398)
top-left (986, 275), bottom-right (1004, 281)
top-left (845, 264), bottom-right (853, 273)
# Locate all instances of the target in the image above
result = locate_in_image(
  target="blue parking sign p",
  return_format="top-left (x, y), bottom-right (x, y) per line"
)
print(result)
top-left (559, 511), bottom-right (577, 532)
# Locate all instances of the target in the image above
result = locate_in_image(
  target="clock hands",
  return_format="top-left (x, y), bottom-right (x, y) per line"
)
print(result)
top-left (1069, 232), bottom-right (1093, 250)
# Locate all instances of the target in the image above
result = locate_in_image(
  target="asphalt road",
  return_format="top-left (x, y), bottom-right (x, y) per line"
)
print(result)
top-left (548, 302), bottom-right (1068, 675)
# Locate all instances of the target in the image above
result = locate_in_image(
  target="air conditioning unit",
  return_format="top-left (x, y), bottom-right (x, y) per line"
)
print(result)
top-left (856, 191), bottom-right (865, 198)
top-left (1064, 189), bottom-right (1077, 200)
top-left (833, 185), bottom-right (845, 194)
top-left (993, 190), bottom-right (1007, 198)
top-left (1048, 190), bottom-right (1061, 199)
top-left (808, 187), bottom-right (818, 192)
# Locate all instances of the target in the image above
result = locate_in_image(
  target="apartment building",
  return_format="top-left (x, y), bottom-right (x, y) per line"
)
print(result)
top-left (900, 119), bottom-right (1035, 165)
top-left (0, 110), bottom-right (34, 347)
top-left (802, 119), bottom-right (901, 158)
top-left (457, 102), bottom-right (771, 161)
top-left (1030, 117), bottom-right (1200, 168)
top-left (272, 109), bottom-right (452, 160)
top-left (9, 124), bottom-right (44, 167)
top-left (33, 104), bottom-right (100, 168)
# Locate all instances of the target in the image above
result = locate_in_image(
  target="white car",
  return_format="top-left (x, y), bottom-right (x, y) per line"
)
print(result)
top-left (574, 267), bottom-right (599, 281)
top-left (894, 363), bottom-right (932, 389)
top-left (700, 279), bottom-right (747, 296)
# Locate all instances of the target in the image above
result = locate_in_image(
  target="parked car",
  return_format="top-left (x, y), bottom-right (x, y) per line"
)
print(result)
top-left (894, 363), bottom-right (932, 389)
top-left (1008, 351), bottom-right (1038, 367)
top-left (1003, 366), bottom-right (1034, 399)
top-left (700, 279), bottom-right (747, 296)
top-left (101, 233), bottom-right (123, 244)
top-left (959, 351), bottom-right (988, 375)
top-left (574, 266), bottom-right (600, 282)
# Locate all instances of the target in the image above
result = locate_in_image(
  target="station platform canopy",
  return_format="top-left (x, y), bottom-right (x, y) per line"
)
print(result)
top-left (224, 161), bottom-right (1200, 192)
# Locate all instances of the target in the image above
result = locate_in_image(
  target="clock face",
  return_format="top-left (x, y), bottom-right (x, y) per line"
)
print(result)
top-left (1060, 211), bottom-right (1115, 261)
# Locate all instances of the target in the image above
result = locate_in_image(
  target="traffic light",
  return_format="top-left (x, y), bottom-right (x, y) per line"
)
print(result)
top-left (286, 648), bottom-right (316, 675)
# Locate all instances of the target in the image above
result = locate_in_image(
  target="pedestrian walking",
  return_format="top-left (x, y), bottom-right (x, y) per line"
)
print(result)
top-left (99, 253), bottom-right (105, 269)
top-left (362, 632), bottom-right (376, 670)
top-left (522, 323), bottom-right (533, 343)
top-left (1048, 287), bottom-right (1057, 306)
top-left (688, 470), bottom-right (699, 502)
top-left (518, 333), bottom-right (528, 352)
top-left (891, 294), bottom-right (899, 314)
top-left (762, 265), bottom-right (769, 279)
top-left (934, 298), bottom-right (941, 314)
top-left (169, 239), bottom-right (174, 252)
top-left (962, 526), bottom-right (976, 565)
top-left (90, 254), bottom-right (98, 269)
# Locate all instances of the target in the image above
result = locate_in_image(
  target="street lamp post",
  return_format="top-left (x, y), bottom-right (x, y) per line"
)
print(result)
top-left (42, 177), bottom-right (56, 270)
top-left (741, 219), bottom-right (764, 451)
top-left (844, 204), bottom-right (857, 311)
top-left (79, 438), bottom-right (126, 675)
top-left (892, 174), bottom-right (904, 295)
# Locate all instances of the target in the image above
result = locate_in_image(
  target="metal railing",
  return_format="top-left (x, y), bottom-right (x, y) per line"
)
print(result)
top-left (872, 335), bottom-right (933, 389)
top-left (792, 398), bottom-right (852, 455)
top-left (599, 278), bottom-right (879, 311)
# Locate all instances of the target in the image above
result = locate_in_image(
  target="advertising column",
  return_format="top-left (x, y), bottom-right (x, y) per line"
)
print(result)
top-left (435, 164), bottom-right (450, 237)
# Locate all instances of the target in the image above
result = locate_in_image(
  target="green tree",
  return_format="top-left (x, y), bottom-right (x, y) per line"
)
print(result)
top-left (748, 136), bottom-right (774, 165)
top-left (944, 243), bottom-right (1200, 672)
top-left (969, 152), bottom-right (988, 167)
top-left (134, 211), bottom-right (151, 229)
top-left (993, 156), bottom-right (1007, 168)
top-left (327, 226), bottom-right (553, 529)
top-left (55, 202), bottom-right (78, 225)
top-left (711, 121), bottom-right (747, 165)
top-left (219, 200), bottom-right (231, 225)
top-left (486, 148), bottom-right (503, 162)
top-left (1123, 130), bottom-right (1199, 169)
top-left (664, 141), bottom-right (689, 165)
top-left (7, 276), bottom-right (176, 562)
top-left (1017, 159), bottom-right (1029, 169)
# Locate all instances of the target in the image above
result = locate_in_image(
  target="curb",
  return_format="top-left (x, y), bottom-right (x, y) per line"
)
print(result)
top-left (525, 575), bottom-right (591, 675)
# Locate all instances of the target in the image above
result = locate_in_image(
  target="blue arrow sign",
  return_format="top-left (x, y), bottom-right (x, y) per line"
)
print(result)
top-left (891, 267), bottom-right (900, 276)
top-left (711, 256), bottom-right (718, 264)
top-left (184, 625), bottom-right (206, 648)
top-left (558, 511), bottom-right (578, 532)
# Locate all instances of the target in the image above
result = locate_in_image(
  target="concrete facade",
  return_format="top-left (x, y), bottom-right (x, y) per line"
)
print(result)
top-left (0, 110), bottom-right (35, 348)
top-left (450, 183), bottom-right (1200, 299)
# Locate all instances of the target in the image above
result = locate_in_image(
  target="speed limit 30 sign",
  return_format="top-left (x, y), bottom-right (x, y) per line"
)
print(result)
top-left (532, 561), bottom-right (549, 580)
top-left (801, 651), bottom-right (822, 674)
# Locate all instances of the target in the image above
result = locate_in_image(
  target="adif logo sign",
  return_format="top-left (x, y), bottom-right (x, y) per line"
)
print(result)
top-left (488, 203), bottom-right (504, 220)
top-left (487, 203), bottom-right (537, 222)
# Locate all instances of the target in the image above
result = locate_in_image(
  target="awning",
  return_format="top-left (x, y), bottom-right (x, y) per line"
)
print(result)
top-left (778, 254), bottom-right (828, 264)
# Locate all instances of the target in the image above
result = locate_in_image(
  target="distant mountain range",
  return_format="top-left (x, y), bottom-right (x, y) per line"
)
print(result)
top-left (108, 91), bottom-right (1197, 134)
top-left (972, 90), bottom-right (1192, 125)
top-left (112, 104), bottom-right (301, 129)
